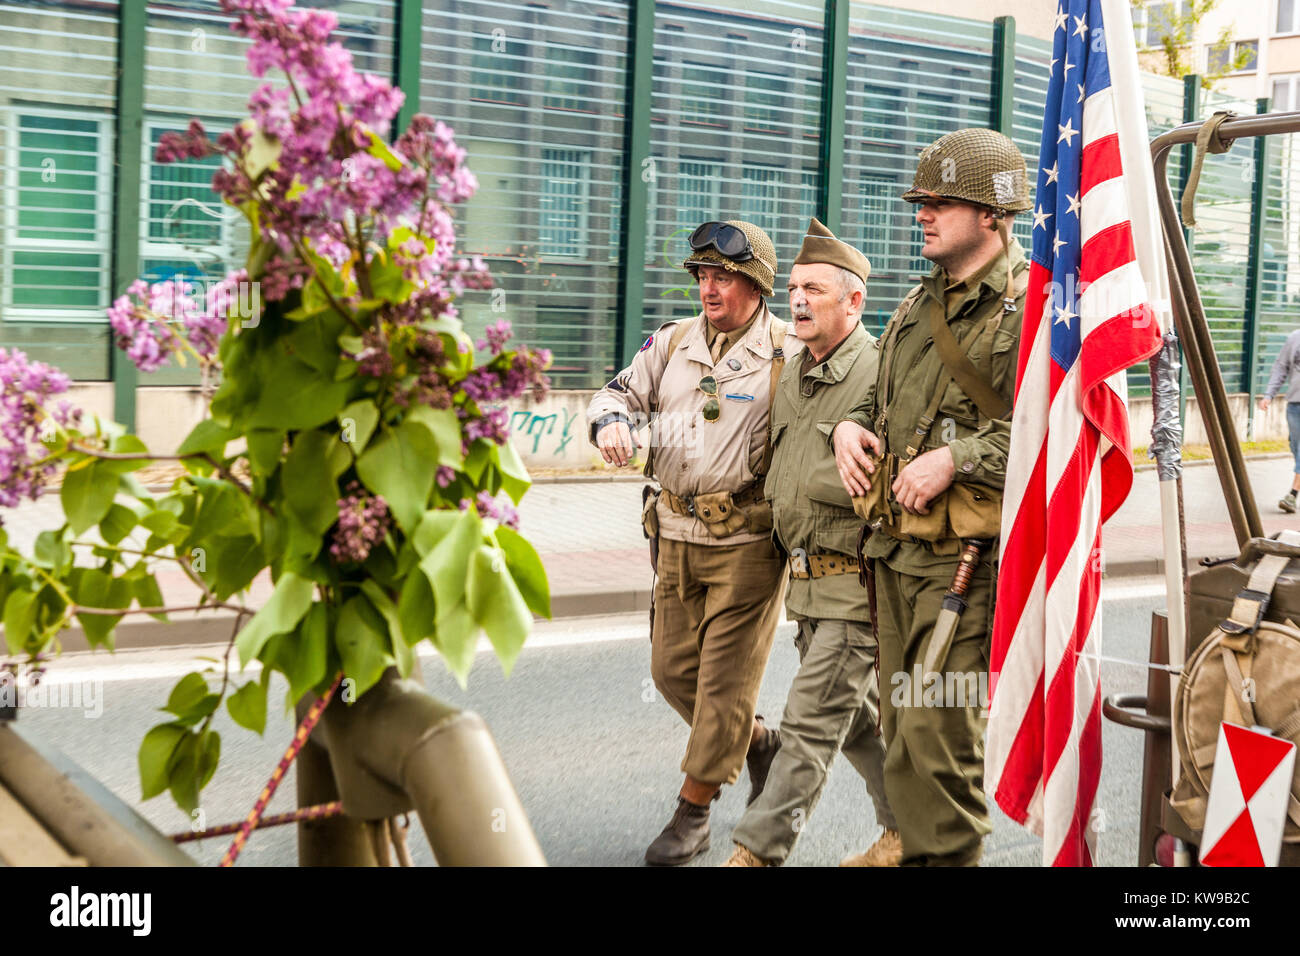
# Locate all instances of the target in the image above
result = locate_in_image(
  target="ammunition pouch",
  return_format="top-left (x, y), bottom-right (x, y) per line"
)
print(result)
top-left (641, 485), bottom-right (660, 540)
top-left (662, 482), bottom-right (768, 538)
top-left (850, 451), bottom-right (1002, 547)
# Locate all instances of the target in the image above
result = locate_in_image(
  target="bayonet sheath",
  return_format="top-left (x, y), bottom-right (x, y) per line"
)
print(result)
top-left (921, 538), bottom-right (990, 676)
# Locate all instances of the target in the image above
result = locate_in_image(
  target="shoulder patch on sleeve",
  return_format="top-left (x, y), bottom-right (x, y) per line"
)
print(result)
top-left (605, 373), bottom-right (630, 393)
top-left (638, 335), bottom-right (654, 353)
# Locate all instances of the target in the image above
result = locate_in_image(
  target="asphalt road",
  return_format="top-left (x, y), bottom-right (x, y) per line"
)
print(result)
top-left (13, 577), bottom-right (1172, 867)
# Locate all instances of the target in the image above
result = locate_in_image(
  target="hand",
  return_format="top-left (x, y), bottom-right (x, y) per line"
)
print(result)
top-left (596, 421), bottom-right (639, 467)
top-left (832, 421), bottom-right (882, 497)
top-left (1258, 396), bottom-right (1271, 413)
top-left (893, 446), bottom-right (956, 514)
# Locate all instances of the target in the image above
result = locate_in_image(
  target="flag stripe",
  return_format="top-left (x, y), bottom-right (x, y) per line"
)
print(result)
top-left (986, 0), bottom-right (1164, 866)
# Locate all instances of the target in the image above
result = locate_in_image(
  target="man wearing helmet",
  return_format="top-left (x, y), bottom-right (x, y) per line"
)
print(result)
top-left (587, 220), bottom-right (799, 866)
top-left (831, 128), bottom-right (1031, 866)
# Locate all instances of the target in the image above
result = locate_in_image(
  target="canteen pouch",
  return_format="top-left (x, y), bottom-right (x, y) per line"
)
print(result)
top-left (850, 454), bottom-right (891, 523)
top-left (948, 482), bottom-right (1003, 539)
top-left (693, 490), bottom-right (750, 539)
top-left (641, 485), bottom-right (660, 539)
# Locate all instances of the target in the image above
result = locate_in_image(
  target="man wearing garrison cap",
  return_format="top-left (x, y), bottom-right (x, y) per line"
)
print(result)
top-left (722, 219), bottom-right (899, 867)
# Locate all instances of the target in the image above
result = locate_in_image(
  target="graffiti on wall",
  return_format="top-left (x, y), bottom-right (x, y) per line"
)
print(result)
top-left (510, 406), bottom-right (580, 458)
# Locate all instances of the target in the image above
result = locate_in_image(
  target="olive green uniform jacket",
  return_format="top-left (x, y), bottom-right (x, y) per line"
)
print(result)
top-left (843, 239), bottom-right (1027, 576)
top-left (767, 322), bottom-right (878, 621)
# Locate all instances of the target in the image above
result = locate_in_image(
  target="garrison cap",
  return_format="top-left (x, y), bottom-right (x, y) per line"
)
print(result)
top-left (683, 219), bottom-right (778, 297)
top-left (792, 217), bottom-right (871, 286)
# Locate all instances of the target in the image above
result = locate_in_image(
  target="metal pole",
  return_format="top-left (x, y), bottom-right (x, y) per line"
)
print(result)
top-left (1242, 96), bottom-right (1271, 440)
top-left (613, 0), bottom-right (655, 372)
top-left (990, 16), bottom-right (1017, 136)
top-left (816, 0), bottom-right (849, 232)
top-left (1176, 74), bottom-right (1201, 427)
top-left (110, 0), bottom-right (146, 431)
top-left (393, 0), bottom-right (424, 138)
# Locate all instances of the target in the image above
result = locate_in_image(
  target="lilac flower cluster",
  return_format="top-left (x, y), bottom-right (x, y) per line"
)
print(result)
top-left (459, 491), bottom-right (520, 531)
top-left (0, 349), bottom-right (78, 511)
top-left (476, 320), bottom-right (512, 356)
top-left (106, 278), bottom-right (230, 373)
top-left (329, 483), bottom-right (391, 564)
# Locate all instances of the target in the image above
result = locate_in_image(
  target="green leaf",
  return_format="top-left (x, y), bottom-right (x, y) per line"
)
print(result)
top-left (335, 595), bottom-right (394, 699)
top-left (32, 530), bottom-right (72, 575)
top-left (197, 729), bottom-right (221, 791)
top-left (361, 581), bottom-right (412, 678)
top-left (69, 567), bottom-right (132, 649)
top-left (139, 723), bottom-right (187, 801)
top-left (418, 508), bottom-right (481, 618)
top-left (236, 571), bottom-right (315, 667)
top-left (278, 602), bottom-right (329, 706)
top-left (132, 572), bottom-right (167, 621)
top-left (463, 439), bottom-right (493, 483)
top-left (397, 567), bottom-right (435, 647)
top-left (496, 441), bottom-right (531, 505)
top-left (100, 434), bottom-right (150, 475)
top-left (407, 404), bottom-right (464, 469)
top-left (366, 128), bottom-right (404, 171)
top-left (495, 526), bottom-right (551, 618)
top-left (163, 671), bottom-right (220, 726)
top-left (246, 429), bottom-right (285, 476)
top-left (2, 589), bottom-right (37, 655)
top-left (411, 509), bottom-right (461, 557)
top-left (434, 598), bottom-right (478, 684)
top-left (62, 460), bottom-right (117, 535)
top-left (99, 503), bottom-right (139, 546)
top-left (166, 734), bottom-right (200, 813)
top-left (282, 429), bottom-right (351, 540)
top-left (187, 476), bottom-right (255, 544)
top-left (338, 400), bottom-right (379, 453)
top-left (204, 535), bottom-right (264, 602)
top-left (226, 681), bottom-right (267, 735)
top-left (176, 419), bottom-right (238, 458)
top-left (466, 545), bottom-right (531, 676)
top-left (355, 420), bottom-right (437, 534)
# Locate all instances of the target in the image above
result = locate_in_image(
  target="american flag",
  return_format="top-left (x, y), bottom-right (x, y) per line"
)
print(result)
top-left (984, 0), bottom-right (1166, 866)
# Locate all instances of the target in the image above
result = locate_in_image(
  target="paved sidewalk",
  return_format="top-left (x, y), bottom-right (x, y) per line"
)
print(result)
top-left (2, 454), bottom-right (1297, 650)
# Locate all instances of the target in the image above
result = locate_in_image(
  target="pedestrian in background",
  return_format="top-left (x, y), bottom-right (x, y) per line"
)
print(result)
top-left (722, 219), bottom-right (899, 868)
top-left (586, 220), bottom-right (798, 866)
top-left (1258, 327), bottom-right (1300, 513)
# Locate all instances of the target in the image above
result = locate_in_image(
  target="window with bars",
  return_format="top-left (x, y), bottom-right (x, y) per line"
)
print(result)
top-left (740, 164), bottom-right (780, 239)
top-left (682, 62), bottom-right (727, 125)
top-left (678, 160), bottom-right (721, 234)
top-left (744, 70), bottom-right (785, 132)
top-left (915, 88), bottom-right (954, 142)
top-left (860, 177), bottom-right (895, 271)
top-left (142, 123), bottom-right (233, 289)
top-left (798, 170), bottom-right (817, 224)
top-left (540, 148), bottom-right (589, 258)
top-left (4, 109), bottom-right (111, 321)
top-left (471, 33), bottom-right (524, 104)
top-left (543, 43), bottom-right (596, 112)
top-left (1274, 73), bottom-right (1300, 111)
top-left (862, 84), bottom-right (899, 141)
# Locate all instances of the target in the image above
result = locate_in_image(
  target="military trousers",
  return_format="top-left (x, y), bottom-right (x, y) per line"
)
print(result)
top-left (731, 617), bottom-right (895, 864)
top-left (874, 559), bottom-right (993, 866)
top-left (651, 535), bottom-right (785, 785)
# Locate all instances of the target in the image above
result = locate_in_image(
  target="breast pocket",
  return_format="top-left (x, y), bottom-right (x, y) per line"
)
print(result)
top-left (805, 422), bottom-right (852, 509)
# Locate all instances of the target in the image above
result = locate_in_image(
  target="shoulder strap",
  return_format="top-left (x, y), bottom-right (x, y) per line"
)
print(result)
top-left (904, 317), bottom-right (991, 460)
top-left (666, 316), bottom-right (696, 358)
top-left (874, 286), bottom-right (924, 435)
top-left (758, 317), bottom-right (791, 478)
top-left (644, 316), bottom-right (702, 480)
top-left (925, 268), bottom-right (1026, 422)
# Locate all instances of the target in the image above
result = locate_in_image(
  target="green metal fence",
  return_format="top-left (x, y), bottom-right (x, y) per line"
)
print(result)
top-left (2, 0), bottom-right (1298, 425)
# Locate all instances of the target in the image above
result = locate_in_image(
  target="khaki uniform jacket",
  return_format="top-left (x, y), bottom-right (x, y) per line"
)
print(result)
top-left (843, 240), bottom-right (1027, 576)
top-left (587, 302), bottom-right (801, 546)
top-left (767, 322), bottom-right (879, 622)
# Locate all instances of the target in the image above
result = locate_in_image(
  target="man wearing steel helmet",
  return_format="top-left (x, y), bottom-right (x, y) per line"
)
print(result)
top-left (831, 128), bottom-right (1031, 866)
top-left (587, 220), bottom-right (798, 866)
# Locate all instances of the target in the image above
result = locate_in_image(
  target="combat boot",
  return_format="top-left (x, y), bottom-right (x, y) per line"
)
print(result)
top-left (746, 716), bottom-right (781, 805)
top-left (721, 844), bottom-right (773, 867)
top-left (645, 797), bottom-right (711, 866)
top-left (839, 828), bottom-right (903, 867)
